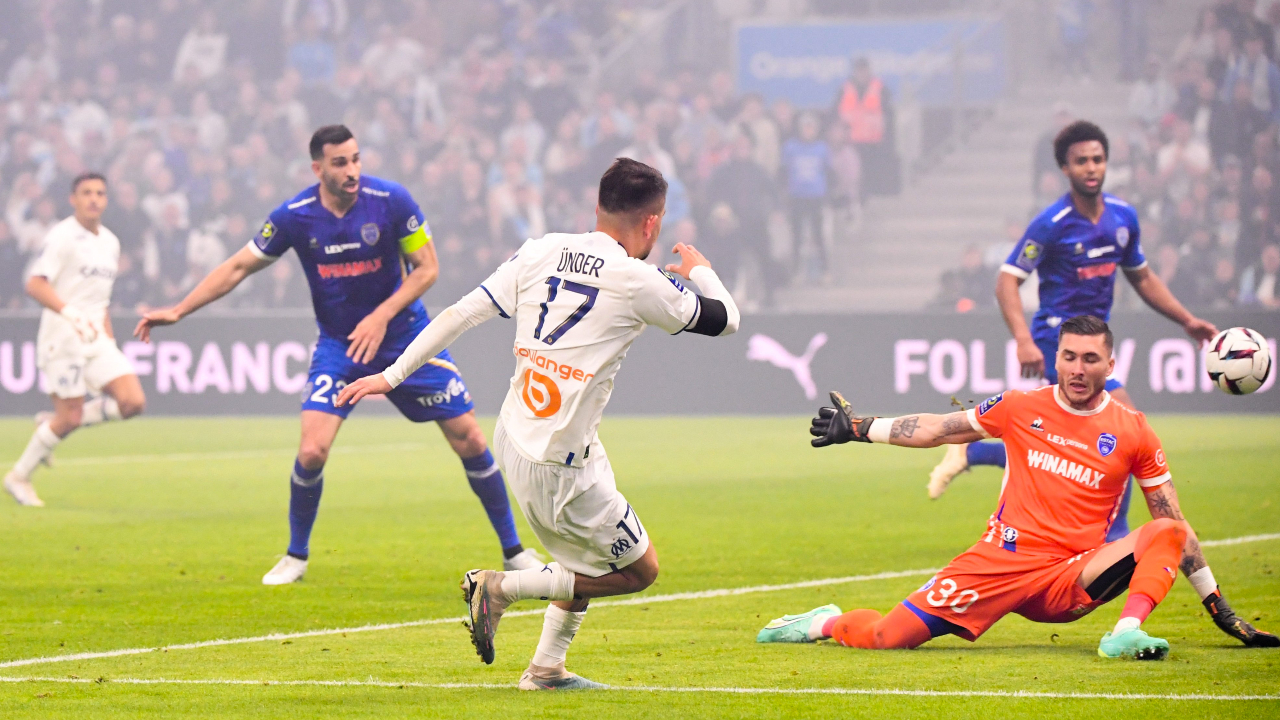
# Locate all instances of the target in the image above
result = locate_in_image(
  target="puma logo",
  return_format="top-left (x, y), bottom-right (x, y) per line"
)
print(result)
top-left (746, 333), bottom-right (828, 400)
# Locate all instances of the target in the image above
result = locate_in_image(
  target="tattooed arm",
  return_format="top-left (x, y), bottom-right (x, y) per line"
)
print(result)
top-left (1142, 481), bottom-right (1207, 577)
top-left (882, 412), bottom-right (986, 448)
top-left (1144, 480), bottom-right (1280, 647)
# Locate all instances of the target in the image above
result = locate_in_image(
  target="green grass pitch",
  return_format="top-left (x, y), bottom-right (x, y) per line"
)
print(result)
top-left (0, 415), bottom-right (1277, 718)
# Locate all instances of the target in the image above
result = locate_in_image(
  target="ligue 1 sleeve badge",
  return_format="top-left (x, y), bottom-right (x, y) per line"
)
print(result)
top-left (1097, 433), bottom-right (1118, 457)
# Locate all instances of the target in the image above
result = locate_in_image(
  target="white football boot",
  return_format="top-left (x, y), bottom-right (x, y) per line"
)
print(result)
top-left (4, 471), bottom-right (44, 507)
top-left (33, 412), bottom-right (56, 467)
top-left (503, 548), bottom-right (546, 571)
top-left (262, 556), bottom-right (308, 585)
top-left (518, 664), bottom-right (608, 690)
top-left (927, 443), bottom-right (970, 499)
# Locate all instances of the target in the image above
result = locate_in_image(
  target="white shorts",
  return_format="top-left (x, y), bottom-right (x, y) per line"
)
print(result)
top-left (494, 420), bottom-right (649, 577)
top-left (37, 334), bottom-right (134, 399)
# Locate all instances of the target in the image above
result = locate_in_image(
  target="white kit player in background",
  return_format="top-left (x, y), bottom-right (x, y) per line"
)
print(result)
top-left (5, 173), bottom-right (146, 507)
top-left (337, 158), bottom-right (740, 690)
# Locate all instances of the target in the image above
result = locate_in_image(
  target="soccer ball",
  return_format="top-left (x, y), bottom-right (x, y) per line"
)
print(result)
top-left (1205, 327), bottom-right (1272, 395)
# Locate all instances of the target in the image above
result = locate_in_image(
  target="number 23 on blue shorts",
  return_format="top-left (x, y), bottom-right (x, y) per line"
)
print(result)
top-left (301, 335), bottom-right (474, 422)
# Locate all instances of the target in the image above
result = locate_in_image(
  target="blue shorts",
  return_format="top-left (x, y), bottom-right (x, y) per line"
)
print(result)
top-left (1036, 336), bottom-right (1124, 392)
top-left (302, 332), bottom-right (474, 423)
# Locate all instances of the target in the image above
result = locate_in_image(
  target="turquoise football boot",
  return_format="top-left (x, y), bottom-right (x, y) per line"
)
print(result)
top-left (1098, 628), bottom-right (1170, 660)
top-left (757, 604), bottom-right (842, 643)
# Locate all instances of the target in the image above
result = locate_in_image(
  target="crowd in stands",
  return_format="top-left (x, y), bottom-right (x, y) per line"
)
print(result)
top-left (0, 0), bottom-right (881, 314)
top-left (937, 0), bottom-right (1280, 313)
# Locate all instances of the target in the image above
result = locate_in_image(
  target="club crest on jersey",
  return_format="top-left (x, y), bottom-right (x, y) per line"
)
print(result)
top-left (361, 222), bottom-right (380, 246)
top-left (1097, 433), bottom-right (1118, 457)
top-left (1116, 226), bottom-right (1130, 248)
top-left (977, 393), bottom-right (1004, 416)
top-left (1030, 417), bottom-right (1044, 432)
top-left (609, 537), bottom-right (632, 558)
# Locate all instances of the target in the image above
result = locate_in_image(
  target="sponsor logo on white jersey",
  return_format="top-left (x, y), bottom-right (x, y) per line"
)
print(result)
top-left (1026, 449), bottom-right (1105, 488)
top-left (746, 332), bottom-right (827, 400)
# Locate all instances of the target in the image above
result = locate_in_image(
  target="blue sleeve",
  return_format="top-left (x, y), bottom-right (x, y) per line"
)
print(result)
top-left (1003, 217), bottom-right (1049, 276)
top-left (1119, 212), bottom-right (1146, 269)
top-left (251, 206), bottom-right (294, 258)
top-left (389, 183), bottom-right (430, 244)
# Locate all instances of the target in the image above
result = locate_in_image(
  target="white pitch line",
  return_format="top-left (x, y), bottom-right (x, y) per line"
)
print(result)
top-left (2, 531), bottom-right (1276, 672)
top-left (53, 443), bottom-right (428, 467)
top-left (0, 568), bottom-right (938, 670)
top-left (0, 676), bottom-right (1274, 701)
top-left (1202, 533), bottom-right (1280, 547)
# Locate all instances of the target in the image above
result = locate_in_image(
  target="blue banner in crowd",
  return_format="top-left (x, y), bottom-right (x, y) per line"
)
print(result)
top-left (735, 17), bottom-right (1006, 109)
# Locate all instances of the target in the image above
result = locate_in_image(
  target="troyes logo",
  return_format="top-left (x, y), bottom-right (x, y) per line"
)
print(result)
top-left (521, 368), bottom-right (562, 418)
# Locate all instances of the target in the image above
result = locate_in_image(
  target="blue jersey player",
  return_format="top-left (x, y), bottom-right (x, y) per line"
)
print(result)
top-left (136, 125), bottom-right (543, 584)
top-left (927, 120), bottom-right (1218, 543)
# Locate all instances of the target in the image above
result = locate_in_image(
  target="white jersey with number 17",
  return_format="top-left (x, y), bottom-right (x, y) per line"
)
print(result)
top-left (479, 231), bottom-right (701, 467)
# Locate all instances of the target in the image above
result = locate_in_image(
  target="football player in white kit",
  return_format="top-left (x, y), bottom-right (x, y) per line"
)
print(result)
top-left (4, 173), bottom-right (146, 507)
top-left (336, 159), bottom-right (740, 689)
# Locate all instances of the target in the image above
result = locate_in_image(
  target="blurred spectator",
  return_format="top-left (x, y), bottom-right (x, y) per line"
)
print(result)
top-left (172, 10), bottom-right (228, 83)
top-left (288, 14), bottom-right (338, 87)
top-left (1129, 58), bottom-right (1177, 124)
top-left (1240, 243), bottom-right (1280, 307)
top-left (1220, 32), bottom-right (1280, 124)
top-left (781, 113), bottom-right (829, 282)
top-left (1209, 79), bottom-right (1272, 164)
top-left (1174, 8), bottom-right (1222, 66)
top-left (1216, 0), bottom-right (1275, 57)
top-left (1056, 0), bottom-right (1092, 77)
top-left (705, 134), bottom-right (778, 303)
top-left (836, 57), bottom-right (899, 196)
top-left (360, 25), bottom-right (426, 90)
top-left (932, 245), bottom-right (993, 312)
top-left (1116, 0), bottom-right (1151, 82)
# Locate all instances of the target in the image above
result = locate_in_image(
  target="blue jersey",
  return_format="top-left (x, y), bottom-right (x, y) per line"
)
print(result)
top-left (248, 176), bottom-right (433, 340)
top-left (1002, 193), bottom-right (1146, 345)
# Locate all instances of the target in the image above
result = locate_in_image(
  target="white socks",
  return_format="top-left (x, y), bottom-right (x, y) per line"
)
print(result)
top-left (13, 423), bottom-right (61, 478)
top-left (500, 562), bottom-right (576, 602)
top-left (80, 397), bottom-right (122, 426)
top-left (1187, 567), bottom-right (1218, 601)
top-left (531, 604), bottom-right (585, 669)
top-left (1113, 616), bottom-right (1142, 635)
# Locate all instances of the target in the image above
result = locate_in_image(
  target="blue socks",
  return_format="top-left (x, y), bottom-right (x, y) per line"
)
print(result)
top-left (1106, 478), bottom-right (1134, 542)
top-left (461, 450), bottom-right (523, 556)
top-left (287, 459), bottom-right (324, 559)
top-left (966, 441), bottom-right (1007, 469)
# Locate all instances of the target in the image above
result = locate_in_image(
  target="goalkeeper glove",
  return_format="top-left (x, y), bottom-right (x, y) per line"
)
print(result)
top-left (1204, 590), bottom-right (1280, 647)
top-left (60, 305), bottom-right (100, 344)
top-left (810, 391), bottom-right (876, 447)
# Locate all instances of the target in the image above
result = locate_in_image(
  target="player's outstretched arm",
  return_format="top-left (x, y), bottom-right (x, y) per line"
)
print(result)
top-left (809, 391), bottom-right (984, 448)
top-left (1124, 266), bottom-right (1218, 344)
top-left (133, 246), bottom-right (272, 342)
top-left (334, 285), bottom-right (500, 407)
top-left (995, 271), bottom-right (1044, 379)
top-left (1144, 482), bottom-right (1279, 647)
top-left (666, 242), bottom-right (740, 336)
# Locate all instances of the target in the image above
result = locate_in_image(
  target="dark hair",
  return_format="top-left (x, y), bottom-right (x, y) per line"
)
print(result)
top-left (309, 124), bottom-right (356, 160)
top-left (1053, 120), bottom-right (1109, 167)
top-left (1059, 315), bottom-right (1113, 351)
top-left (598, 158), bottom-right (667, 216)
top-left (71, 171), bottom-right (107, 192)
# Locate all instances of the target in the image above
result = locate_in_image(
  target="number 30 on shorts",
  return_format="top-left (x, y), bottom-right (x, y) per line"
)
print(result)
top-left (925, 577), bottom-right (981, 613)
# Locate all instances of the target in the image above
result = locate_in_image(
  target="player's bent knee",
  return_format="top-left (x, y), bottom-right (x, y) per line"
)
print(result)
top-left (1141, 517), bottom-right (1187, 547)
top-left (119, 397), bottom-right (145, 419)
top-left (297, 443), bottom-right (331, 470)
